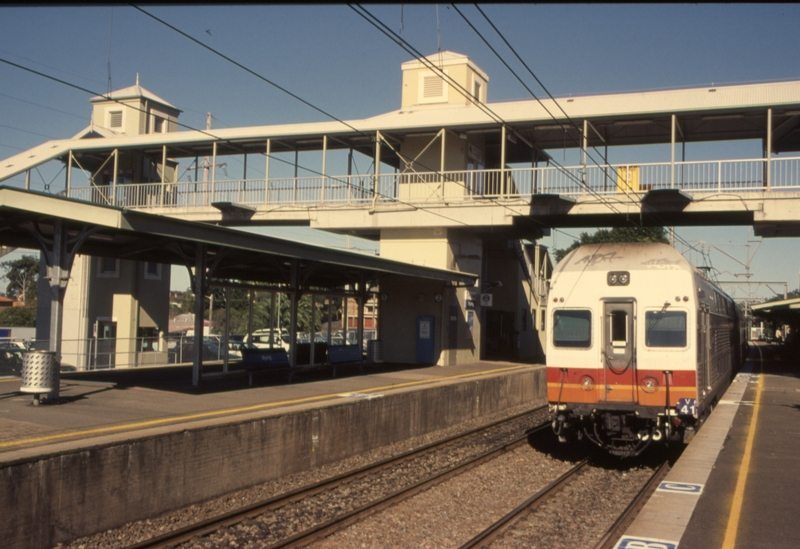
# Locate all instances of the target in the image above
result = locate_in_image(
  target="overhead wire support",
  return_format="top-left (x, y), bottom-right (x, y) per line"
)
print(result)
top-left (349, 4), bottom-right (625, 219)
top-left (457, 3), bottom-right (701, 250)
top-left (0, 58), bottom-right (473, 230)
top-left (133, 4), bottom-right (551, 231)
top-left (451, 4), bottom-right (636, 209)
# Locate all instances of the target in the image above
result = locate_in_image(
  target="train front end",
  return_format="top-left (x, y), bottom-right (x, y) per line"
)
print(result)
top-left (546, 243), bottom-right (700, 457)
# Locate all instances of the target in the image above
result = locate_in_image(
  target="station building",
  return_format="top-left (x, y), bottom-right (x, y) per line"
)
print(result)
top-left (36, 82), bottom-right (177, 369)
top-left (27, 53), bottom-right (555, 368)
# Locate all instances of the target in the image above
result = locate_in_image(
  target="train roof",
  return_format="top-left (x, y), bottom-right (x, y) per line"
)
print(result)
top-left (554, 242), bottom-right (696, 275)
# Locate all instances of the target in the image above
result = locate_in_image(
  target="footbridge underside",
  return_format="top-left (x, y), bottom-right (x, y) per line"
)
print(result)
top-left (115, 188), bottom-right (800, 239)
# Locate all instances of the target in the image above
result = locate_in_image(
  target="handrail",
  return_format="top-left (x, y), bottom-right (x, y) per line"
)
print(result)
top-left (64, 156), bottom-right (800, 210)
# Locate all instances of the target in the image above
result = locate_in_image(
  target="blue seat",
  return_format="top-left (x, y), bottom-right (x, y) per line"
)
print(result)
top-left (241, 348), bottom-right (290, 385)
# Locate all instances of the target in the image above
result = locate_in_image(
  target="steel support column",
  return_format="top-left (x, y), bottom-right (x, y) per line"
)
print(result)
top-left (767, 107), bottom-right (773, 190)
top-left (321, 135), bottom-right (327, 205)
top-left (211, 142), bottom-right (217, 203)
top-left (67, 151), bottom-right (73, 195)
top-left (582, 119), bottom-right (588, 189)
top-left (192, 243), bottom-right (207, 387)
top-left (289, 260), bottom-right (299, 368)
top-left (112, 149), bottom-right (119, 205)
top-left (501, 126), bottom-right (507, 195)
top-left (671, 114), bottom-right (677, 188)
top-left (373, 131), bottom-right (382, 207)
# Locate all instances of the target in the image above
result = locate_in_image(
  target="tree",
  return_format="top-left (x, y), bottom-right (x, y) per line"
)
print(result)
top-left (553, 227), bottom-right (669, 263)
top-left (1, 255), bottom-right (39, 305)
top-left (0, 306), bottom-right (35, 327)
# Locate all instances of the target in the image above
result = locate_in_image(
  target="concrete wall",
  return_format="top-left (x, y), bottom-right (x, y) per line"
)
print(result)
top-left (379, 228), bottom-right (484, 366)
top-left (0, 367), bottom-right (546, 549)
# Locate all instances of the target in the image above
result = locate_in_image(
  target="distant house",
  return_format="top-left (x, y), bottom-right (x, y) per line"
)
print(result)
top-left (169, 313), bottom-right (212, 336)
top-left (0, 296), bottom-right (23, 309)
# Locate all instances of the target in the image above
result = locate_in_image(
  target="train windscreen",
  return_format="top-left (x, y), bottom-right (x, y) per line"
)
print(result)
top-left (553, 310), bottom-right (592, 348)
top-left (645, 310), bottom-right (687, 347)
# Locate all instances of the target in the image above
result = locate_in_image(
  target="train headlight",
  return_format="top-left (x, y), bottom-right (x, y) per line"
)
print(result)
top-left (607, 271), bottom-right (630, 286)
top-left (580, 375), bottom-right (594, 390)
top-left (640, 376), bottom-right (659, 393)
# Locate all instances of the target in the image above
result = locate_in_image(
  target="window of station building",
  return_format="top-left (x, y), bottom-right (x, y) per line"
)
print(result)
top-left (152, 115), bottom-right (165, 133)
top-left (108, 110), bottom-right (123, 129)
top-left (552, 309), bottom-right (592, 348)
top-left (645, 310), bottom-right (687, 347)
top-left (144, 262), bottom-right (161, 280)
top-left (98, 257), bottom-right (119, 278)
top-left (138, 327), bottom-right (159, 352)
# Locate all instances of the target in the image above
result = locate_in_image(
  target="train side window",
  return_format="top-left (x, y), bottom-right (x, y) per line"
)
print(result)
top-left (553, 309), bottom-right (592, 348)
top-left (645, 311), bottom-right (687, 347)
top-left (610, 311), bottom-right (627, 347)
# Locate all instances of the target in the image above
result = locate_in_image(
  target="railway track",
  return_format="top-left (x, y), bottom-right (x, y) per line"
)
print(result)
top-left (458, 458), bottom-right (671, 549)
top-left (125, 406), bottom-right (548, 549)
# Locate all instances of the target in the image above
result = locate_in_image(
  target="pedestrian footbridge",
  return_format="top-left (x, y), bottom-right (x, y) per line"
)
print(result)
top-left (3, 65), bottom-right (800, 237)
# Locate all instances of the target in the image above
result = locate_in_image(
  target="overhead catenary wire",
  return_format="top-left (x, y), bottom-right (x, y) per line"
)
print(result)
top-left (130, 5), bottom-right (553, 232)
top-left (455, 4), bottom-right (701, 252)
top-left (0, 57), bottom-right (475, 230)
top-left (349, 4), bottom-right (628, 221)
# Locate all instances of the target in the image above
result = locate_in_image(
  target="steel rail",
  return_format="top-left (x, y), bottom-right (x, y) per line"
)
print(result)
top-left (591, 460), bottom-right (671, 549)
top-left (124, 405), bottom-right (547, 549)
top-left (266, 425), bottom-right (550, 549)
top-left (458, 457), bottom-right (591, 549)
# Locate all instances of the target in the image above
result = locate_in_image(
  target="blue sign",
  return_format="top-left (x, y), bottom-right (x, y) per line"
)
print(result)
top-left (657, 481), bottom-right (703, 494)
top-left (677, 398), bottom-right (697, 416)
top-left (615, 537), bottom-right (678, 549)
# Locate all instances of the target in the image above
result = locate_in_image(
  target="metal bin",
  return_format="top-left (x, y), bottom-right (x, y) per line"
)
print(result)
top-left (366, 339), bottom-right (383, 363)
top-left (20, 350), bottom-right (60, 404)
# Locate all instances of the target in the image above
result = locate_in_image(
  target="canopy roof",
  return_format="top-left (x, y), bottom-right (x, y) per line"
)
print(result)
top-left (0, 187), bottom-right (477, 290)
top-left (3, 78), bottom-right (800, 182)
top-left (751, 297), bottom-right (800, 323)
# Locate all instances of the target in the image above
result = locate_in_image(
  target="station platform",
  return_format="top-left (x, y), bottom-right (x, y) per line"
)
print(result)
top-left (0, 360), bottom-right (540, 457)
top-left (619, 341), bottom-right (800, 549)
top-left (0, 358), bottom-right (545, 549)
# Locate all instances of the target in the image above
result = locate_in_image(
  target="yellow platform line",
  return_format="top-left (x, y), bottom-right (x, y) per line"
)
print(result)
top-left (0, 364), bottom-right (533, 451)
top-left (721, 357), bottom-right (764, 548)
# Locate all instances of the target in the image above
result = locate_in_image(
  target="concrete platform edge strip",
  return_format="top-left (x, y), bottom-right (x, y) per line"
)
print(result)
top-left (620, 372), bottom-right (751, 547)
top-left (0, 364), bottom-right (539, 463)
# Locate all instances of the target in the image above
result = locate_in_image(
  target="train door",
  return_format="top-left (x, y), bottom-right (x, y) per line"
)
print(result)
top-left (697, 305), bottom-right (710, 401)
top-left (602, 300), bottom-right (636, 402)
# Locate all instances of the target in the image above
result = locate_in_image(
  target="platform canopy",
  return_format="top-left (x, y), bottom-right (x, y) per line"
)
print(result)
top-left (751, 297), bottom-right (800, 323)
top-left (0, 186), bottom-right (477, 290)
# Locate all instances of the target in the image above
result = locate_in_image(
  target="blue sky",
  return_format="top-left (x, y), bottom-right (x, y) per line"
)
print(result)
top-left (1, 4), bottom-right (799, 299)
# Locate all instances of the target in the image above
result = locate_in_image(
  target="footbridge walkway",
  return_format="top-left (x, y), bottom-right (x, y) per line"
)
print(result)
top-left (64, 156), bottom-right (800, 237)
top-left (3, 72), bottom-right (800, 237)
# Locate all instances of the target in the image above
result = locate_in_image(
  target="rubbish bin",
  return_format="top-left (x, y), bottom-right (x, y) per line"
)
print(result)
top-left (366, 339), bottom-right (383, 363)
top-left (20, 350), bottom-right (60, 404)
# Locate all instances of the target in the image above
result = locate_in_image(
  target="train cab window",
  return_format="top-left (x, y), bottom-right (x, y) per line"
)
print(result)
top-left (610, 311), bottom-right (628, 348)
top-left (553, 309), bottom-right (592, 348)
top-left (645, 311), bottom-right (687, 347)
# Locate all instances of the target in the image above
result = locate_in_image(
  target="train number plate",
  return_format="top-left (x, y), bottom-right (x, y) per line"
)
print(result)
top-left (677, 398), bottom-right (697, 416)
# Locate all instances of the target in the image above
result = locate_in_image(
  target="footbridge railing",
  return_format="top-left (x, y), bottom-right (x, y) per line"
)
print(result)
top-left (66, 157), bottom-right (800, 211)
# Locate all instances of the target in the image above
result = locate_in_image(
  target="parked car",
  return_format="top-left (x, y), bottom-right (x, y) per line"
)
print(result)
top-left (244, 330), bottom-right (290, 351)
top-left (0, 342), bottom-right (24, 375)
top-left (168, 336), bottom-right (240, 363)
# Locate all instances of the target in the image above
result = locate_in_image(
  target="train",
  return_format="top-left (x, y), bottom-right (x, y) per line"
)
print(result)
top-left (546, 242), bottom-right (746, 457)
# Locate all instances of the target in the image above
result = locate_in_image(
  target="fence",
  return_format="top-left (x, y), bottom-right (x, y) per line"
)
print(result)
top-left (66, 156), bottom-right (800, 211)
